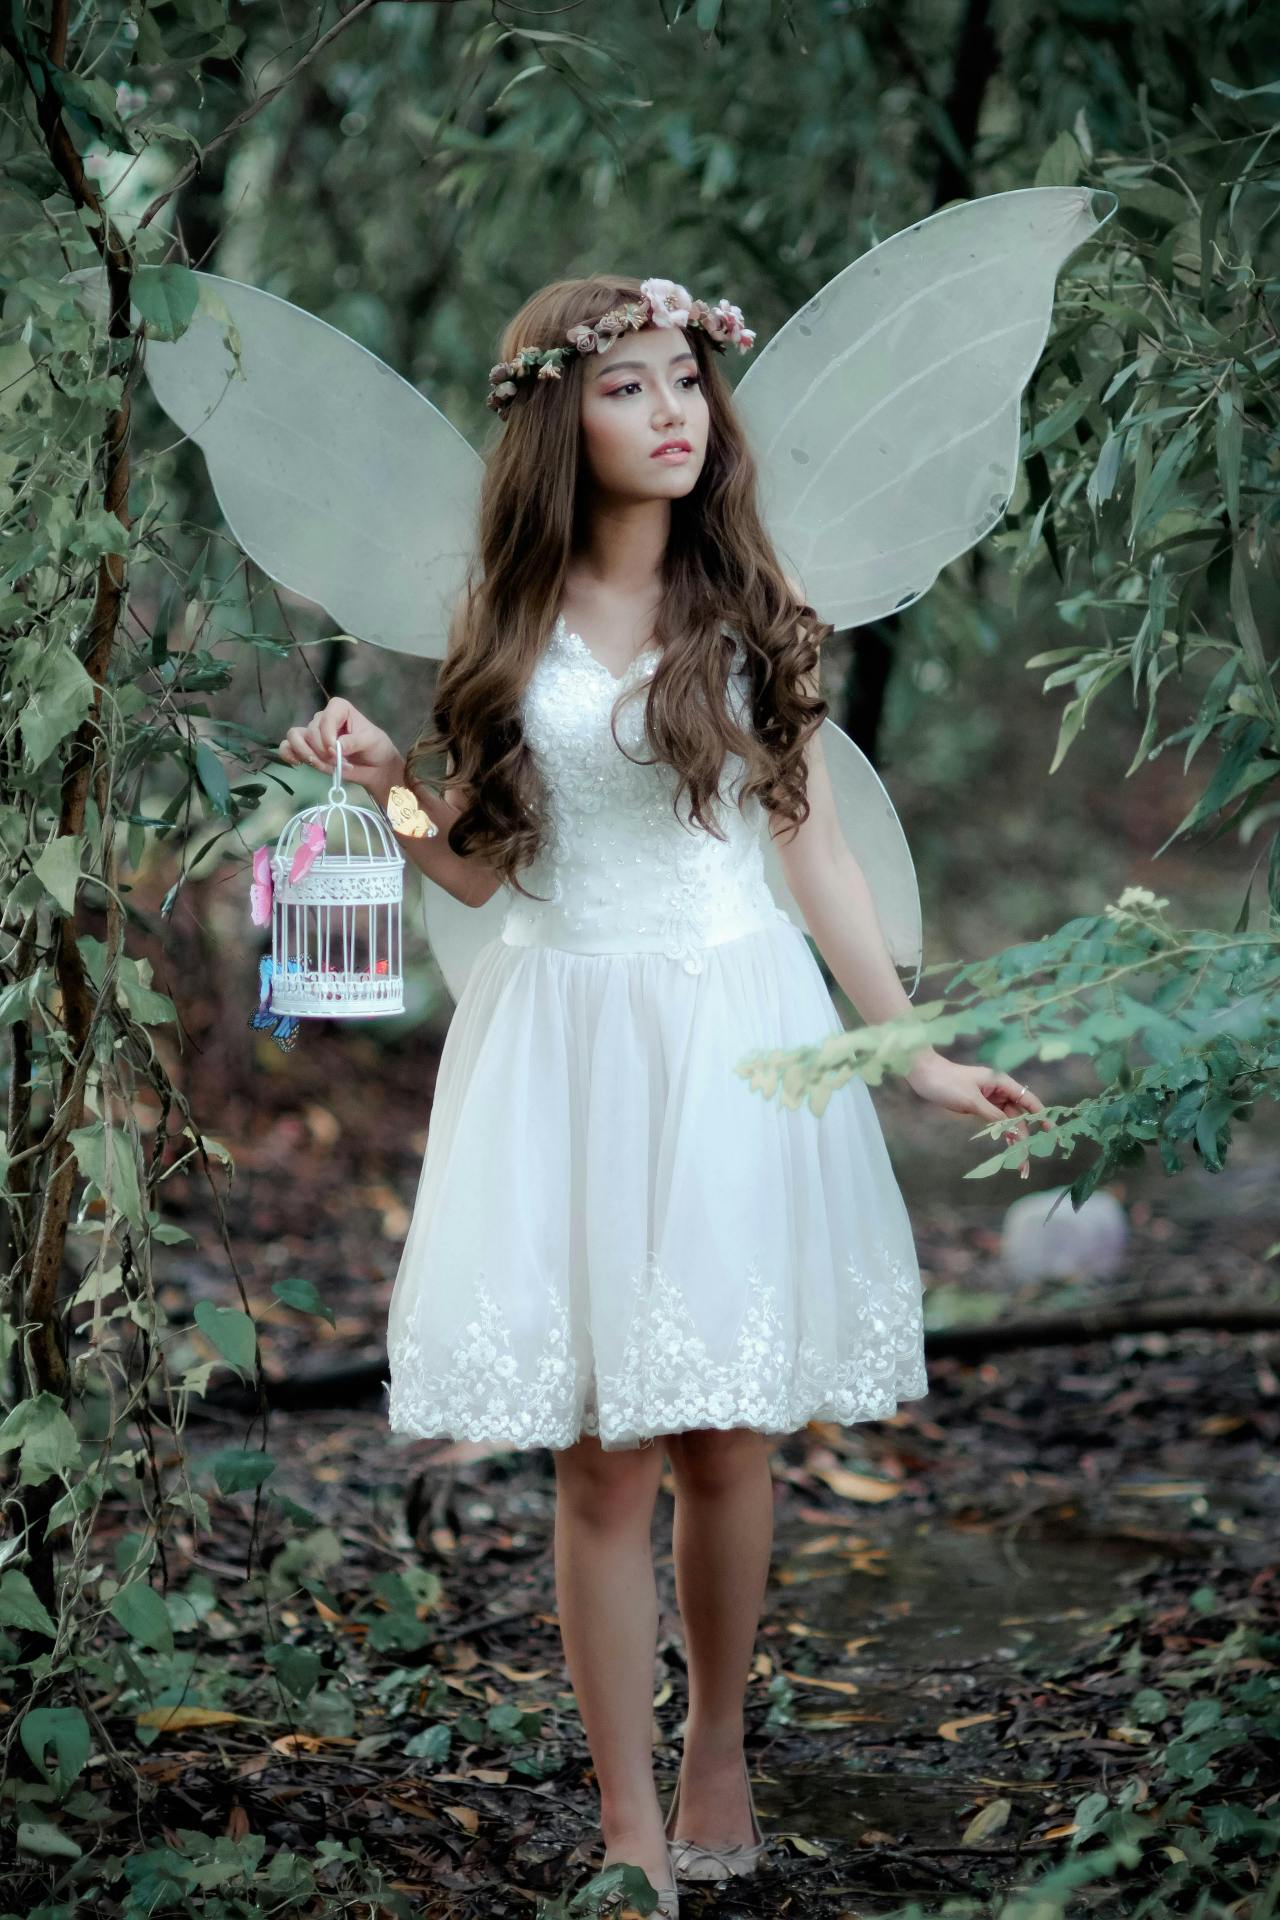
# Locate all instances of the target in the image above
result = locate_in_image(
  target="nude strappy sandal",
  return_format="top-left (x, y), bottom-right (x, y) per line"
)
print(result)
top-left (663, 1752), bottom-right (767, 1882)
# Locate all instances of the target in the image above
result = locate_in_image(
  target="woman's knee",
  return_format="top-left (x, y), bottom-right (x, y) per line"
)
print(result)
top-left (552, 1432), bottom-right (665, 1526)
top-left (667, 1426), bottom-right (771, 1497)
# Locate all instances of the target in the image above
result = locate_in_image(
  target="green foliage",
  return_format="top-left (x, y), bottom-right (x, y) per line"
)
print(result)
top-left (0, 1), bottom-right (1277, 1915)
top-left (872, 1592), bottom-right (1280, 1918)
top-left (741, 884), bottom-right (1280, 1213)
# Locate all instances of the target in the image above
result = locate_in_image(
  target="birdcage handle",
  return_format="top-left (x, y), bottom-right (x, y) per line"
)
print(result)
top-left (327, 736), bottom-right (347, 807)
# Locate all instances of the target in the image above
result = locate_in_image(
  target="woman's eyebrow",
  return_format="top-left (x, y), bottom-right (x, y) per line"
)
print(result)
top-left (594, 350), bottom-right (697, 380)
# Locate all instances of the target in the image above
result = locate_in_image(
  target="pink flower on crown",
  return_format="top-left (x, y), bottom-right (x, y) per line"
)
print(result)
top-left (640, 277), bottom-right (694, 328)
top-left (705, 298), bottom-right (752, 348)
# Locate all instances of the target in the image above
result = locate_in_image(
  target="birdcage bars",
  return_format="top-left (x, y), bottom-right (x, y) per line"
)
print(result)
top-left (268, 740), bottom-right (406, 1018)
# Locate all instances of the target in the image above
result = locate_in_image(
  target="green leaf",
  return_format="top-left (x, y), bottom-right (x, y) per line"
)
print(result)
top-left (16, 1820), bottom-right (82, 1860)
top-left (1128, 420), bottom-right (1197, 543)
top-left (21, 1706), bottom-right (91, 1793)
top-left (1210, 75), bottom-right (1280, 100)
top-left (406, 1722), bottom-right (452, 1763)
top-left (66, 505), bottom-right (131, 562)
top-left (1023, 386), bottom-right (1091, 457)
top-left (265, 1642), bottom-right (323, 1701)
top-left (78, 938), bottom-right (178, 1027)
top-left (0, 972), bottom-right (42, 1028)
top-left (1116, 182), bottom-right (1189, 227)
top-left (32, 834), bottom-right (87, 916)
top-left (131, 264), bottom-right (200, 342)
top-left (1230, 539), bottom-right (1280, 735)
top-left (18, 646), bottom-right (95, 769)
top-left (207, 1447), bottom-right (276, 1495)
top-left (46, 65), bottom-right (133, 153)
top-left (1048, 693), bottom-right (1087, 776)
top-left (194, 739), bottom-right (232, 816)
top-left (149, 1219), bottom-right (193, 1246)
top-left (0, 1392), bottom-right (82, 1486)
top-left (193, 1300), bottom-right (258, 1379)
top-left (1034, 131), bottom-right (1081, 188)
top-left (69, 1122), bottom-right (145, 1231)
top-left (108, 1580), bottom-right (175, 1655)
top-left (271, 1276), bottom-right (336, 1328)
top-left (1086, 432), bottom-right (1122, 509)
top-left (0, 338), bottom-right (39, 420)
top-left (0, 1568), bottom-right (58, 1637)
top-left (117, 975), bottom-right (178, 1026)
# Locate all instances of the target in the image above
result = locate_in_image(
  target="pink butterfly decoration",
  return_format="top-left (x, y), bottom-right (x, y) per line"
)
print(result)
top-left (249, 845), bottom-right (274, 927)
top-left (288, 818), bottom-right (326, 884)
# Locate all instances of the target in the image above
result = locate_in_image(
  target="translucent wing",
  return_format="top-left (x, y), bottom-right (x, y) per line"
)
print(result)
top-left (419, 879), bottom-right (509, 1008)
top-left (80, 190), bottom-right (1110, 1009)
top-left (733, 185), bottom-right (1117, 628)
top-left (140, 273), bottom-right (484, 660)
top-left (720, 184), bottom-right (1117, 1006)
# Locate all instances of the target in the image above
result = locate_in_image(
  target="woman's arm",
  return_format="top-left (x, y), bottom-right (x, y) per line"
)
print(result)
top-left (768, 703), bottom-right (926, 1052)
top-left (769, 590), bottom-right (1046, 1161)
top-left (279, 698), bottom-right (502, 909)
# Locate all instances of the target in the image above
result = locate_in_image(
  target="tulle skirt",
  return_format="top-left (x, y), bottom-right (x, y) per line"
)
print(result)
top-left (383, 918), bottom-right (929, 1453)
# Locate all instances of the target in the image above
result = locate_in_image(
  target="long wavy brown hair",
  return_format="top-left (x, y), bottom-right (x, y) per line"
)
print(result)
top-left (403, 272), bottom-right (832, 900)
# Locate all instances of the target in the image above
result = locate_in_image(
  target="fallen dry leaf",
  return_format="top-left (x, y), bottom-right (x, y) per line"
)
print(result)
top-left (962, 1797), bottom-right (1011, 1844)
top-left (136, 1707), bottom-right (244, 1732)
top-left (938, 1713), bottom-right (1000, 1741)
top-left (812, 1466), bottom-right (901, 1502)
top-left (780, 1671), bottom-right (861, 1695)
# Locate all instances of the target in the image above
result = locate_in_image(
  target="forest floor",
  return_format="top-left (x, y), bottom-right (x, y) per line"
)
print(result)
top-left (142, 1020), bottom-right (1279, 1919)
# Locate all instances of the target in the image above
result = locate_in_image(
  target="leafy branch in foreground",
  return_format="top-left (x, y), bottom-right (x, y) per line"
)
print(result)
top-left (737, 886), bottom-right (1280, 1218)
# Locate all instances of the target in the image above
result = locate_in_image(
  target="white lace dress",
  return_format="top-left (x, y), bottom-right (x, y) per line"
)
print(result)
top-left (383, 615), bottom-right (929, 1452)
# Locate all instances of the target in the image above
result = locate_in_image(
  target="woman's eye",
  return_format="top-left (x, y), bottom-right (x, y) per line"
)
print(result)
top-left (609, 375), bottom-right (701, 397)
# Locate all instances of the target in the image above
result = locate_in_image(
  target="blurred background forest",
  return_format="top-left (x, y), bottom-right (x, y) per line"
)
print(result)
top-left (2, 1), bottom-right (1279, 1916)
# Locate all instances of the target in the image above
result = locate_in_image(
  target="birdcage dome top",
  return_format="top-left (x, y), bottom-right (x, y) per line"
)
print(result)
top-left (273, 741), bottom-right (403, 869)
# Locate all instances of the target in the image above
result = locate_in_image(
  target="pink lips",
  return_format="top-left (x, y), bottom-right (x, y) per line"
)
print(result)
top-left (652, 440), bottom-right (692, 457)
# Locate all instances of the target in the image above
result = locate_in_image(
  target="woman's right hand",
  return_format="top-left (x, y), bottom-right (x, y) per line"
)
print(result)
top-left (277, 699), bottom-right (402, 792)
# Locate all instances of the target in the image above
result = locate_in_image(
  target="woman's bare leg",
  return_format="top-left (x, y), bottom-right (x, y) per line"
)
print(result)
top-left (552, 1432), bottom-right (673, 1892)
top-left (664, 1427), bottom-right (775, 1846)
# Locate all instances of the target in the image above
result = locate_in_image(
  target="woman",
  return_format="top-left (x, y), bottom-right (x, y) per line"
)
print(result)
top-left (279, 274), bottom-right (1043, 1916)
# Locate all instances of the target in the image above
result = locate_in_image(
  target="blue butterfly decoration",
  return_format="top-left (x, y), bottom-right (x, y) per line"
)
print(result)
top-left (248, 954), bottom-right (301, 1051)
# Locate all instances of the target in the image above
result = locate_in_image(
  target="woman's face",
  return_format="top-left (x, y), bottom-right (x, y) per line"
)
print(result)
top-left (577, 325), bottom-right (710, 502)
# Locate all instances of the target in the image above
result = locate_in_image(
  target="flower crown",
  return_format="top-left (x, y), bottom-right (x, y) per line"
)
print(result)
top-left (486, 276), bottom-right (756, 419)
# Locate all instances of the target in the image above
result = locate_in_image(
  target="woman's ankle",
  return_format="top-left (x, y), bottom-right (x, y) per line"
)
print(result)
top-left (680, 1718), bottom-right (745, 1762)
top-left (599, 1792), bottom-right (665, 1840)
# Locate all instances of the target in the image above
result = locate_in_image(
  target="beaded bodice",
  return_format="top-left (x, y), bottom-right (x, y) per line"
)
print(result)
top-left (499, 615), bottom-right (788, 974)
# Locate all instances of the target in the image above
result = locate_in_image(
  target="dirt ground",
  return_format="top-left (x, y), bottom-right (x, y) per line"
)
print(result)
top-left (134, 1006), bottom-right (1279, 1918)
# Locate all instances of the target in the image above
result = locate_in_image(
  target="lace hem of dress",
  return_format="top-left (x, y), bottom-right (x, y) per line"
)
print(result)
top-left (383, 1245), bottom-right (928, 1452)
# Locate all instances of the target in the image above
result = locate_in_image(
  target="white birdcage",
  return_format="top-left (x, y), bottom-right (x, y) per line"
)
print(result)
top-left (268, 739), bottom-right (406, 1018)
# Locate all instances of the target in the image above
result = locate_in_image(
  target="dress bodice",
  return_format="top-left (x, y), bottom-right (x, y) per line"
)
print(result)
top-left (499, 615), bottom-right (788, 974)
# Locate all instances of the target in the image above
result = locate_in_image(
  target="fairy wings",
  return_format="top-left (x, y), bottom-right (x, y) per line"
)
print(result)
top-left (122, 185), bottom-right (1115, 1004)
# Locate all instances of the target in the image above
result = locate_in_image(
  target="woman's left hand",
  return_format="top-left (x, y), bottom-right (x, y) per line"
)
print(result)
top-left (905, 1053), bottom-right (1050, 1179)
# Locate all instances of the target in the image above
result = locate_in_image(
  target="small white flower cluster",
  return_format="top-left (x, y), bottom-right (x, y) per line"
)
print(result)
top-left (1102, 884), bottom-right (1170, 921)
top-left (486, 276), bottom-right (756, 418)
